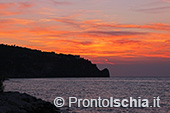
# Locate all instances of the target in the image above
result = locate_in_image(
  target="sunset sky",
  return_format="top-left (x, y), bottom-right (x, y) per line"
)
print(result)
top-left (0, 0), bottom-right (170, 76)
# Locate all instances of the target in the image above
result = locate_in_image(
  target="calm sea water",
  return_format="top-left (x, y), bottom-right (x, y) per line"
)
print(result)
top-left (4, 77), bottom-right (170, 113)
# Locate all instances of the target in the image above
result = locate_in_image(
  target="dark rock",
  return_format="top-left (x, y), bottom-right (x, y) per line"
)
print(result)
top-left (100, 68), bottom-right (110, 77)
top-left (0, 92), bottom-right (60, 113)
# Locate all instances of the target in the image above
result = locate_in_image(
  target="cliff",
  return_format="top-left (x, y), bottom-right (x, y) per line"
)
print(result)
top-left (0, 44), bottom-right (110, 78)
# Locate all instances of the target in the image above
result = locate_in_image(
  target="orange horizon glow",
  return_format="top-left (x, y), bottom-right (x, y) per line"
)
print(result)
top-left (0, 0), bottom-right (170, 65)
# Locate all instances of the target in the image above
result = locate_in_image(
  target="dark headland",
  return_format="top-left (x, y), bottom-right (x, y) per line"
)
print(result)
top-left (0, 44), bottom-right (110, 78)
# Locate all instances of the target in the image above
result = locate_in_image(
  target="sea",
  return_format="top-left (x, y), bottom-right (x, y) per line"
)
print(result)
top-left (4, 77), bottom-right (170, 113)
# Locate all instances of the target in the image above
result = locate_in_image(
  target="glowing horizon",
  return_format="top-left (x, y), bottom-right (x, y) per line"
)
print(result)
top-left (0, 0), bottom-right (170, 65)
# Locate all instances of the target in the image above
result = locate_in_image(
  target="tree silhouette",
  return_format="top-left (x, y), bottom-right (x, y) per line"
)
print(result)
top-left (0, 44), bottom-right (110, 78)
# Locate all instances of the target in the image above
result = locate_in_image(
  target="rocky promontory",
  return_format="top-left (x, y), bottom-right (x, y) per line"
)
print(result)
top-left (0, 44), bottom-right (110, 78)
top-left (0, 92), bottom-right (60, 113)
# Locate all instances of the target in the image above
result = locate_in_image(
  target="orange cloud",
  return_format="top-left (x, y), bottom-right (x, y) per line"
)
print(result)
top-left (0, 3), bottom-right (16, 9)
top-left (0, 2), bottom-right (34, 16)
top-left (84, 22), bottom-right (170, 32)
top-left (0, 15), bottom-right (170, 64)
top-left (18, 2), bottom-right (34, 9)
top-left (0, 18), bottom-right (34, 25)
top-left (51, 17), bottom-right (170, 32)
top-left (0, 2), bottom-right (34, 9)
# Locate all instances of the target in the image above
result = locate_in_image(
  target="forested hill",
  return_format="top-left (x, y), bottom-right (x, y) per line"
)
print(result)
top-left (0, 44), bottom-right (110, 78)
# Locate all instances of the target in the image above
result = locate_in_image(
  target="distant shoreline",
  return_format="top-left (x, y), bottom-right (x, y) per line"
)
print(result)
top-left (111, 76), bottom-right (170, 78)
top-left (6, 76), bottom-right (170, 79)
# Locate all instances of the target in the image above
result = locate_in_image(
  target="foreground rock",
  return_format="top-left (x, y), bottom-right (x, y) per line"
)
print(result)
top-left (0, 92), bottom-right (60, 113)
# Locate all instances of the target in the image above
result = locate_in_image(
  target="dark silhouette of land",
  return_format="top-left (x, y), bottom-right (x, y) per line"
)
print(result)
top-left (0, 44), bottom-right (110, 78)
top-left (0, 92), bottom-right (60, 113)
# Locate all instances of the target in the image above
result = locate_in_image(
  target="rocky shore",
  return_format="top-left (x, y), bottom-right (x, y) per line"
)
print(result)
top-left (0, 92), bottom-right (60, 113)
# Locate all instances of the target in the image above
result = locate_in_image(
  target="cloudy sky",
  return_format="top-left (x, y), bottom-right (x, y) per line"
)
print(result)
top-left (0, 0), bottom-right (170, 76)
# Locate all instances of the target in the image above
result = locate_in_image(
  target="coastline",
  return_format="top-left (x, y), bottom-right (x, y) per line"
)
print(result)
top-left (4, 78), bottom-right (169, 113)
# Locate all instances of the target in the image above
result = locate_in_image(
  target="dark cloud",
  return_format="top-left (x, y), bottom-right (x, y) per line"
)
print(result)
top-left (55, 39), bottom-right (93, 45)
top-left (113, 39), bottom-right (141, 44)
top-left (134, 6), bottom-right (170, 13)
top-left (52, 18), bottom-right (82, 28)
top-left (50, 0), bottom-right (72, 5)
top-left (86, 31), bottom-right (147, 36)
